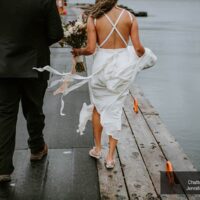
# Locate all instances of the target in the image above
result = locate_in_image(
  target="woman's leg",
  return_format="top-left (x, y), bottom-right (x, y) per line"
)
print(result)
top-left (106, 136), bottom-right (118, 161)
top-left (92, 107), bottom-right (103, 152)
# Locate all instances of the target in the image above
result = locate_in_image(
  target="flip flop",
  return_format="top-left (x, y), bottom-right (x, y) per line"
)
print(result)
top-left (104, 159), bottom-right (116, 169)
top-left (89, 147), bottom-right (102, 159)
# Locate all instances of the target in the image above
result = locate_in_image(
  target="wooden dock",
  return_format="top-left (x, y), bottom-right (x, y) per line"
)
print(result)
top-left (96, 86), bottom-right (200, 200)
top-left (0, 6), bottom-right (100, 200)
top-left (0, 5), bottom-right (199, 200)
top-left (88, 71), bottom-right (199, 199)
top-left (85, 52), bottom-right (200, 200)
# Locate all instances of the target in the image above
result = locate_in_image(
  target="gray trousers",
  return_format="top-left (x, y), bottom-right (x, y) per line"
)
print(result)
top-left (0, 78), bottom-right (47, 175)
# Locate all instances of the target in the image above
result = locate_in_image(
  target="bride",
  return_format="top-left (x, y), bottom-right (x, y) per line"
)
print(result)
top-left (71, 0), bottom-right (156, 169)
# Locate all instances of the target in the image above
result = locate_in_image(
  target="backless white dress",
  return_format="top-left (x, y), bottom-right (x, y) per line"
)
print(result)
top-left (35, 9), bottom-right (157, 140)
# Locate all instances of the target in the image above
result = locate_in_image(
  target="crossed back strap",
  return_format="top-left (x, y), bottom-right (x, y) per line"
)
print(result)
top-left (94, 9), bottom-right (130, 48)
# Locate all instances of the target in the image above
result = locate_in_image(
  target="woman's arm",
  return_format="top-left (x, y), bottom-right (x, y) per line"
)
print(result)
top-left (72, 16), bottom-right (97, 56)
top-left (130, 17), bottom-right (145, 57)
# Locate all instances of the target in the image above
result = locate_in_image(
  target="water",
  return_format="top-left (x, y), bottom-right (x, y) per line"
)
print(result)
top-left (69, 0), bottom-right (200, 169)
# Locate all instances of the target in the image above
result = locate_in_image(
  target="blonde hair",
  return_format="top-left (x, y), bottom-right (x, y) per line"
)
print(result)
top-left (89, 0), bottom-right (118, 19)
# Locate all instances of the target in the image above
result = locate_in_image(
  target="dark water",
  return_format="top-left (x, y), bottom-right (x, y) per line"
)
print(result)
top-left (69, 0), bottom-right (200, 169)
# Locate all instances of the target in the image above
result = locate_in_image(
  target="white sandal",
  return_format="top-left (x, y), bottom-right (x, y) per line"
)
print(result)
top-left (89, 147), bottom-right (102, 159)
top-left (104, 159), bottom-right (116, 169)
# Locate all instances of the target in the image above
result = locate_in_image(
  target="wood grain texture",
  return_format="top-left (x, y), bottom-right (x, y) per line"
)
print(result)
top-left (129, 86), bottom-right (200, 200)
top-left (124, 95), bottom-right (188, 200)
top-left (118, 113), bottom-right (159, 199)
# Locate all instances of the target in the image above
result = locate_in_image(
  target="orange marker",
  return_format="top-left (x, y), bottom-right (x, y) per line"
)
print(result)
top-left (166, 161), bottom-right (174, 185)
top-left (134, 98), bottom-right (139, 113)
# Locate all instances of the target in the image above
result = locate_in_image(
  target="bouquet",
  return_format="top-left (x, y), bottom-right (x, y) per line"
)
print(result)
top-left (60, 15), bottom-right (87, 72)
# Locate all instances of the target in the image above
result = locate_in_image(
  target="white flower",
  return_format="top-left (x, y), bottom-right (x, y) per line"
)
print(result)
top-left (74, 26), bottom-right (79, 31)
top-left (68, 27), bottom-right (74, 34)
top-left (75, 21), bottom-right (82, 27)
top-left (67, 24), bottom-right (72, 30)
top-left (80, 24), bottom-right (86, 29)
top-left (64, 31), bottom-right (70, 38)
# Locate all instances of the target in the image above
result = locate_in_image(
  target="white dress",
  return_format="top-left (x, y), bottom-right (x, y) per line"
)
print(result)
top-left (34, 9), bottom-right (157, 140)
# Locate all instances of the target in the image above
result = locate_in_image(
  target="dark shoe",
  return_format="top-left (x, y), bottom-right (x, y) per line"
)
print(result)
top-left (30, 144), bottom-right (48, 161)
top-left (0, 175), bottom-right (11, 182)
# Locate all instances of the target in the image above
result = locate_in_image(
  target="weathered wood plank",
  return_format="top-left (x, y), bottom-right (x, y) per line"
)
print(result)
top-left (124, 95), bottom-right (188, 200)
top-left (130, 84), bottom-right (159, 115)
top-left (117, 113), bottom-right (159, 199)
top-left (42, 148), bottom-right (99, 200)
top-left (41, 149), bottom-right (73, 200)
top-left (97, 132), bottom-right (129, 200)
top-left (140, 114), bottom-right (197, 172)
top-left (11, 150), bottom-right (48, 200)
top-left (0, 151), bottom-right (28, 199)
top-left (72, 148), bottom-right (100, 200)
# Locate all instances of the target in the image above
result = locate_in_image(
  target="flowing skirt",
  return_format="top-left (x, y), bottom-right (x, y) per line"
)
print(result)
top-left (89, 47), bottom-right (139, 140)
top-left (34, 46), bottom-right (157, 140)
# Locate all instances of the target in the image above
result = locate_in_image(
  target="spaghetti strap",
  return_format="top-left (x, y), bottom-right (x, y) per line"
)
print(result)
top-left (99, 9), bottom-right (128, 47)
top-left (128, 11), bottom-right (133, 23)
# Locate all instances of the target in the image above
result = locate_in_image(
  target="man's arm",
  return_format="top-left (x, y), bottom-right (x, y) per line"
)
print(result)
top-left (45, 0), bottom-right (64, 46)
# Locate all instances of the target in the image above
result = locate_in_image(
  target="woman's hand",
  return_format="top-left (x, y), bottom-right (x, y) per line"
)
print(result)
top-left (71, 48), bottom-right (80, 57)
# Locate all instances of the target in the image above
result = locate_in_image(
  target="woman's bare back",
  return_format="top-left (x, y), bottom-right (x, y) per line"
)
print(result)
top-left (72, 5), bottom-right (145, 57)
top-left (95, 7), bottom-right (133, 49)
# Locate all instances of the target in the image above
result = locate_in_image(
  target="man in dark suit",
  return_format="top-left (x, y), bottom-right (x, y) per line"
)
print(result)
top-left (0, 0), bottom-right (63, 182)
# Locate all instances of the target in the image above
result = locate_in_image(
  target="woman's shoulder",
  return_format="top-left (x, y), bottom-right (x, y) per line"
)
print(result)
top-left (87, 14), bottom-right (104, 27)
top-left (123, 9), bottom-right (135, 23)
top-left (86, 15), bottom-right (97, 29)
top-left (87, 15), bottom-right (95, 24)
top-left (111, 7), bottom-right (136, 25)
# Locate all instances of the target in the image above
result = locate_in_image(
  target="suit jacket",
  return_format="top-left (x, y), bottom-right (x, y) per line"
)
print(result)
top-left (0, 0), bottom-right (64, 79)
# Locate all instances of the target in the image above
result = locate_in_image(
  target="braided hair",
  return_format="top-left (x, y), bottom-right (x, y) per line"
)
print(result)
top-left (89, 0), bottom-right (118, 19)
